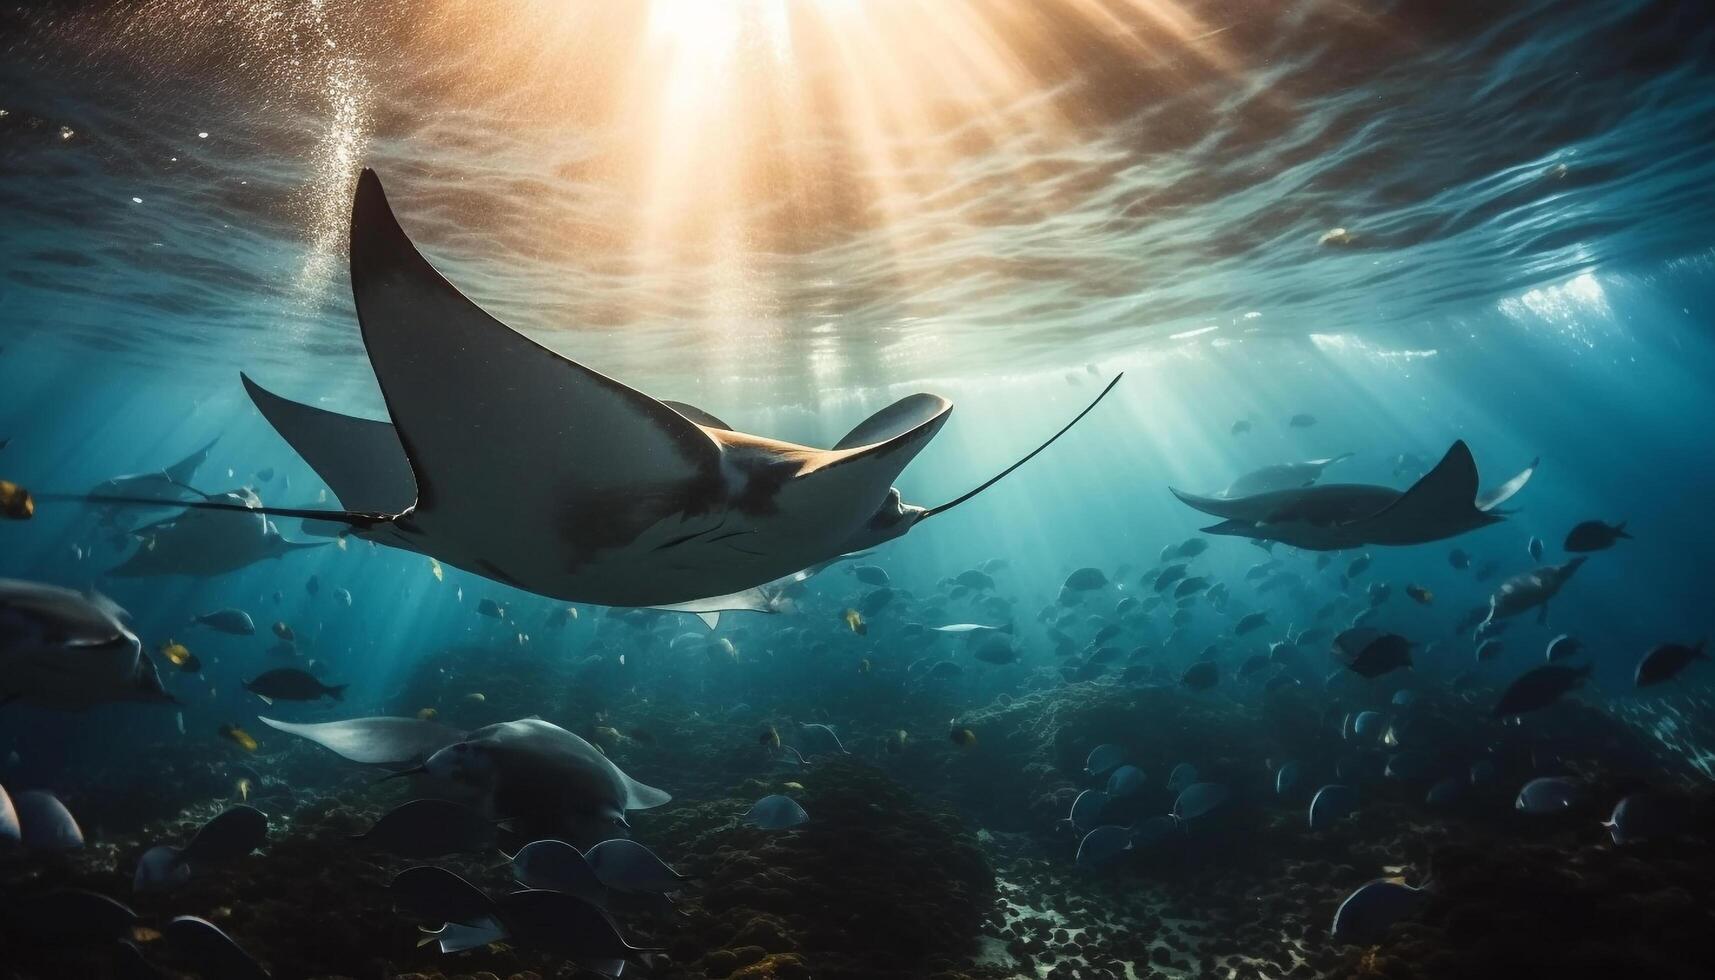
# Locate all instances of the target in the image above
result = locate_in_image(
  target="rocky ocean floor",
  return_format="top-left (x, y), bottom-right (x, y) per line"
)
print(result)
top-left (4, 667), bottom-right (1712, 980)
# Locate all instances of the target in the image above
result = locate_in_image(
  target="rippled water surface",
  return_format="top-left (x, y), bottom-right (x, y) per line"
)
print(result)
top-left (4, 0), bottom-right (1713, 397)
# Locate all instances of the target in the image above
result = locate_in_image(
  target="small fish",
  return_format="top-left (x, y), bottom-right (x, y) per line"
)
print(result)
top-left (948, 725), bottom-right (977, 748)
top-left (1347, 554), bottom-right (1372, 579)
top-left (272, 621), bottom-right (294, 642)
top-left (1493, 664), bottom-right (1591, 717)
top-left (1288, 413), bottom-right (1318, 428)
top-left (476, 599), bottom-right (506, 620)
top-left (858, 657), bottom-right (872, 675)
top-left (334, 587), bottom-right (352, 607)
top-left (1181, 660), bottom-right (1219, 690)
top-left (464, 692), bottom-right (486, 703)
top-left (245, 668), bottom-right (345, 703)
top-left (416, 707), bottom-right (438, 720)
top-left (842, 608), bottom-right (867, 635)
top-left (885, 729), bottom-right (908, 754)
top-left (429, 557), bottom-right (443, 582)
top-left (1448, 548), bottom-right (1471, 570)
top-left (1527, 536), bottom-right (1543, 561)
top-left (236, 777), bottom-right (251, 802)
top-left (218, 724), bottom-right (258, 752)
top-left (760, 725), bottom-right (780, 749)
top-left (161, 640), bottom-right (194, 668)
top-left (1564, 519), bottom-right (1629, 553)
top-left (1405, 584), bottom-right (1433, 605)
top-left (0, 479), bottom-right (34, 519)
top-left (1634, 640), bottom-right (1708, 687)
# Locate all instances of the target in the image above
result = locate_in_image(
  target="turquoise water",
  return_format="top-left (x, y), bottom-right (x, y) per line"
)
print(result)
top-left (3, 2), bottom-right (1715, 978)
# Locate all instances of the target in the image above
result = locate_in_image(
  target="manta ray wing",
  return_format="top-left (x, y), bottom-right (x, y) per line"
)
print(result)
top-left (1476, 456), bottom-right (1539, 512)
top-left (163, 437), bottom-right (219, 487)
top-left (1169, 486), bottom-right (1281, 522)
top-left (1351, 441), bottom-right (1484, 543)
top-left (257, 715), bottom-right (468, 766)
top-left (242, 374), bottom-right (417, 514)
top-left (834, 393), bottom-right (953, 450)
top-left (661, 401), bottom-right (734, 430)
top-left (348, 168), bottom-right (725, 562)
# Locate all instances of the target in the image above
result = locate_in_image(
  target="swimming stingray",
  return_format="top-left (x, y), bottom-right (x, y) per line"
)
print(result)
top-left (1220, 453), bottom-right (1353, 498)
top-left (92, 438), bottom-right (218, 506)
top-left (107, 489), bottom-right (325, 578)
top-left (82, 170), bottom-right (1118, 607)
top-left (1, 580), bottom-right (175, 709)
top-left (1170, 441), bottom-right (1535, 551)
top-left (259, 715), bottom-right (669, 842)
top-left (87, 438), bottom-right (218, 531)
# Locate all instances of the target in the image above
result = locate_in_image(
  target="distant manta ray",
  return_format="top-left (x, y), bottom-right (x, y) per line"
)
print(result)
top-left (1170, 440), bottom-right (1536, 550)
top-left (80, 169), bottom-right (1120, 606)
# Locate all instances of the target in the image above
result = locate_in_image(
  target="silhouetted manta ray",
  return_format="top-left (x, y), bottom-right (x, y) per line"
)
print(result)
top-left (87, 170), bottom-right (1119, 606)
top-left (1170, 441), bottom-right (1535, 550)
top-left (1221, 452), bottom-right (1353, 497)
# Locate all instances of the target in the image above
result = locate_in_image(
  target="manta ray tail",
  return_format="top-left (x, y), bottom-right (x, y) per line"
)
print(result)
top-left (34, 492), bottom-right (392, 530)
top-left (920, 374), bottom-right (1122, 520)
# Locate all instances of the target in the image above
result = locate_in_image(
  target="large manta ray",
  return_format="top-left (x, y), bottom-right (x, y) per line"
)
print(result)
top-left (1170, 441), bottom-right (1536, 550)
top-left (92, 170), bottom-right (1118, 606)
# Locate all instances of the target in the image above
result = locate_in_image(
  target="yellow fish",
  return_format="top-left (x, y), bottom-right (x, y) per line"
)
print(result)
top-left (0, 479), bottom-right (34, 520)
top-left (430, 557), bottom-right (444, 582)
top-left (416, 707), bottom-right (438, 720)
top-left (218, 724), bottom-right (258, 752)
top-left (160, 640), bottom-right (192, 667)
top-left (843, 608), bottom-right (867, 635)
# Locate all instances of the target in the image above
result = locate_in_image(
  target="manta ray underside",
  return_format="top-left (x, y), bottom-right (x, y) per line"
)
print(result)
top-left (89, 169), bottom-right (1120, 607)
